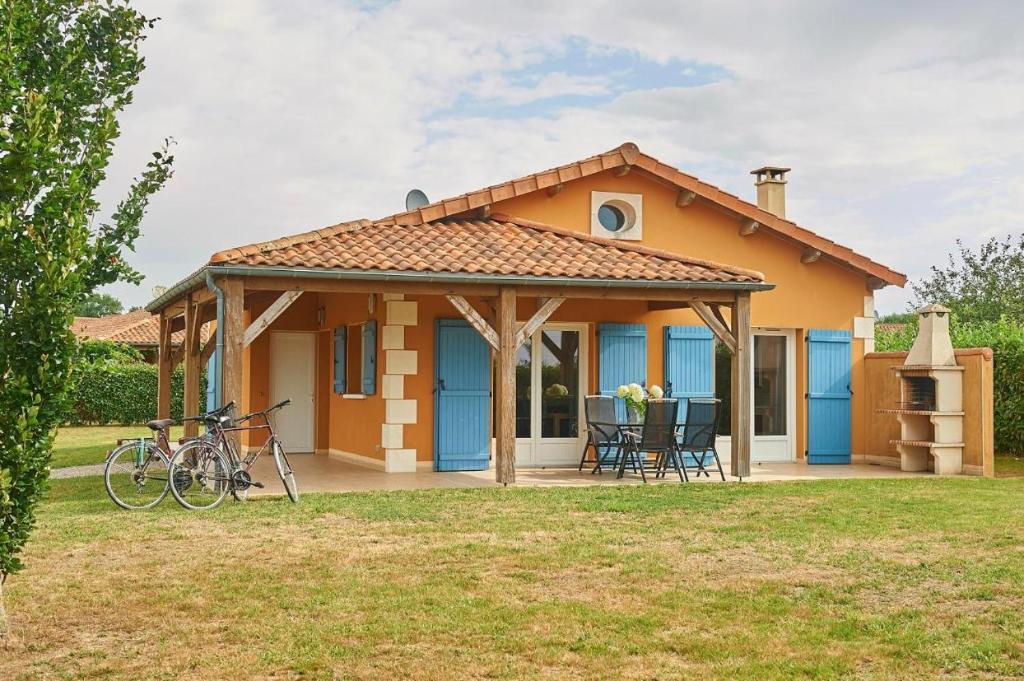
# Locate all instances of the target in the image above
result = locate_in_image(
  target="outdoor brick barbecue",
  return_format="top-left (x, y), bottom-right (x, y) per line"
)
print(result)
top-left (879, 304), bottom-right (965, 474)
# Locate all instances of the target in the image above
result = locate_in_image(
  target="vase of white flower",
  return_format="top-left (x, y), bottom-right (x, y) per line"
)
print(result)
top-left (616, 383), bottom-right (647, 423)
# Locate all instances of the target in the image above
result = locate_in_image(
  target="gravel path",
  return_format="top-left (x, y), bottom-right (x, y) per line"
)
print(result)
top-left (50, 464), bottom-right (105, 479)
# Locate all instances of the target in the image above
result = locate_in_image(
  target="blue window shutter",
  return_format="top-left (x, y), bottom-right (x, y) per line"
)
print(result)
top-left (361, 320), bottom-right (377, 395)
top-left (807, 329), bottom-right (852, 464)
top-left (664, 325), bottom-right (714, 466)
top-left (333, 326), bottom-right (347, 394)
top-left (205, 351), bottom-right (217, 412)
top-left (663, 325), bottom-right (714, 419)
top-left (597, 323), bottom-right (647, 420)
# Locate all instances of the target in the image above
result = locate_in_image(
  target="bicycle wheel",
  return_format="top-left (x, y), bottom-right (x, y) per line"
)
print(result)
top-left (104, 441), bottom-right (170, 510)
top-left (272, 442), bottom-right (299, 503)
top-left (167, 440), bottom-right (232, 511)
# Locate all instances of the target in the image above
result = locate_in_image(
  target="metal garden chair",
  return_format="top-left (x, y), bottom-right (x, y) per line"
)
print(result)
top-left (579, 395), bottom-right (623, 474)
top-left (618, 398), bottom-right (682, 483)
top-left (676, 398), bottom-right (725, 480)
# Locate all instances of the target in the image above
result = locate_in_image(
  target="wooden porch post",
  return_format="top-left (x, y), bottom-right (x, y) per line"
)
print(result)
top-left (495, 286), bottom-right (517, 485)
top-left (730, 292), bottom-right (753, 479)
top-left (220, 278), bottom-right (245, 413)
top-left (182, 294), bottom-right (201, 437)
top-left (157, 311), bottom-right (172, 420)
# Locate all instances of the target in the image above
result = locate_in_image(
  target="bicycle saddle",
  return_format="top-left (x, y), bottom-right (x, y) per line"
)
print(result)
top-left (146, 418), bottom-right (174, 431)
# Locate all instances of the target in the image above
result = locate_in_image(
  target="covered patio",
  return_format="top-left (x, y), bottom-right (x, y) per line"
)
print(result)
top-left (246, 453), bottom-right (927, 496)
top-left (148, 215), bottom-right (774, 484)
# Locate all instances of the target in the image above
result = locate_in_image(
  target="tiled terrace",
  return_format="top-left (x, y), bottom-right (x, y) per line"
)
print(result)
top-left (250, 453), bottom-right (926, 497)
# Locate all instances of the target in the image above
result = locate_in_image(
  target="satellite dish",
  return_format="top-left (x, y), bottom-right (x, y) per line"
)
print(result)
top-left (405, 188), bottom-right (429, 211)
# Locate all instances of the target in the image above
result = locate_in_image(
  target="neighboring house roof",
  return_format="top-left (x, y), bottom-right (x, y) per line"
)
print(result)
top-left (210, 214), bottom-right (767, 286)
top-left (73, 309), bottom-right (210, 346)
top-left (372, 142), bottom-right (906, 287)
top-left (876, 322), bottom-right (910, 334)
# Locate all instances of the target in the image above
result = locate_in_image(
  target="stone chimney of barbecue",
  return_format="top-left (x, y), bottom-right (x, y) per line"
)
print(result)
top-left (906, 303), bottom-right (956, 367)
top-left (751, 166), bottom-right (790, 219)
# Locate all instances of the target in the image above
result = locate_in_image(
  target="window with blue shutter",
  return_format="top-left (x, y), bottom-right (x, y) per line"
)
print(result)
top-left (361, 320), bottom-right (377, 395)
top-left (597, 323), bottom-right (647, 420)
top-left (333, 326), bottom-right (347, 394)
top-left (664, 325), bottom-right (714, 466)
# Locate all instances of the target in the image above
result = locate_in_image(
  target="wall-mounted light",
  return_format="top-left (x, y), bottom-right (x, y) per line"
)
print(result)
top-left (368, 294), bottom-right (376, 315)
top-left (316, 305), bottom-right (326, 328)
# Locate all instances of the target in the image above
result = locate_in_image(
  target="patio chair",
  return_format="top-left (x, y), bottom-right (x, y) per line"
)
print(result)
top-left (676, 398), bottom-right (724, 480)
top-left (618, 398), bottom-right (682, 483)
top-left (579, 395), bottom-right (623, 473)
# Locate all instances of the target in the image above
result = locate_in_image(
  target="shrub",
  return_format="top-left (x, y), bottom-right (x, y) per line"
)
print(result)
top-left (65, 363), bottom-right (207, 426)
top-left (76, 339), bottom-right (146, 365)
top-left (876, 318), bottom-right (1024, 454)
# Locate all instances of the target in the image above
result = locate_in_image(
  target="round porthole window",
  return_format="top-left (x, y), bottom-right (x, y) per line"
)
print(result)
top-left (597, 200), bottom-right (636, 233)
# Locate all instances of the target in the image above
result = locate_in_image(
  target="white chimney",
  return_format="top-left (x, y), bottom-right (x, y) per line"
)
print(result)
top-left (751, 166), bottom-right (790, 219)
top-left (906, 304), bottom-right (956, 367)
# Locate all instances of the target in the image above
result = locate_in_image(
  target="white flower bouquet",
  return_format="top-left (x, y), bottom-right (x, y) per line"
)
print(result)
top-left (615, 383), bottom-right (664, 421)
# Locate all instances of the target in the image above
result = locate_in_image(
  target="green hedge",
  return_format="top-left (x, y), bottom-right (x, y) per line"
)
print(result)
top-left (65, 362), bottom-right (208, 426)
top-left (876, 318), bottom-right (1024, 454)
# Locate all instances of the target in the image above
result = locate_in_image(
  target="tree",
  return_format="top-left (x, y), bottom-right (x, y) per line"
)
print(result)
top-left (913, 235), bottom-right (1024, 324)
top-left (74, 292), bottom-right (123, 317)
top-left (877, 312), bottom-right (917, 325)
top-left (0, 0), bottom-right (173, 623)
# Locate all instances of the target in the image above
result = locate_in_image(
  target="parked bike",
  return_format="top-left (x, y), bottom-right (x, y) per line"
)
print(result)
top-left (103, 417), bottom-right (179, 510)
top-left (166, 400), bottom-right (298, 510)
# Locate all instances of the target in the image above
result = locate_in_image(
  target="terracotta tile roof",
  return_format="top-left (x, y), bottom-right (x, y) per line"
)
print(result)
top-left (211, 214), bottom-right (765, 285)
top-left (372, 142), bottom-right (906, 287)
top-left (73, 309), bottom-right (210, 347)
top-left (876, 322), bottom-right (910, 334)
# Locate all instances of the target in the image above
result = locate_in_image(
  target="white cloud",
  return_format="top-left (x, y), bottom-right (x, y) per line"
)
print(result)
top-left (97, 0), bottom-right (1024, 314)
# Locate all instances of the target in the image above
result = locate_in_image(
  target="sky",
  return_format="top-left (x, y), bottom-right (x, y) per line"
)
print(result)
top-left (99, 0), bottom-right (1024, 314)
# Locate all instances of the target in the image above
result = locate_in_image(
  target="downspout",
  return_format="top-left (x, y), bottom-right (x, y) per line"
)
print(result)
top-left (205, 270), bottom-right (225, 409)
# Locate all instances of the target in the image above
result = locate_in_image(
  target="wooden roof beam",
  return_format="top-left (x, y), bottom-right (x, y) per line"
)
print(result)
top-left (739, 218), bottom-right (760, 236)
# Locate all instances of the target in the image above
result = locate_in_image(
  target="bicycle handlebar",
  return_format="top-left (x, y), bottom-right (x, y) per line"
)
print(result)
top-left (236, 399), bottom-right (291, 423)
top-left (182, 401), bottom-right (236, 423)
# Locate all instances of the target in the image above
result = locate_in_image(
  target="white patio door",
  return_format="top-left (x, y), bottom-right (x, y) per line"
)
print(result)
top-left (269, 331), bottom-right (316, 453)
top-left (715, 328), bottom-right (796, 463)
top-left (514, 323), bottom-right (588, 467)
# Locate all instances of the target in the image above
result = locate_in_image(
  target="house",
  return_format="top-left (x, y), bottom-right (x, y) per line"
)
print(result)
top-left (146, 142), bottom-right (906, 481)
top-left (73, 309), bottom-right (212, 363)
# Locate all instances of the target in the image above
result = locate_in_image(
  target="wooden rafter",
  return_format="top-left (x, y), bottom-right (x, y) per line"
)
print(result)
top-left (692, 301), bottom-right (736, 353)
top-left (514, 297), bottom-right (564, 349)
top-left (710, 304), bottom-right (731, 336)
top-left (445, 295), bottom-right (499, 351)
top-left (676, 189), bottom-right (697, 208)
top-left (739, 218), bottom-right (760, 236)
top-left (200, 335), bottom-right (216, 365)
top-left (243, 290), bottom-right (303, 348)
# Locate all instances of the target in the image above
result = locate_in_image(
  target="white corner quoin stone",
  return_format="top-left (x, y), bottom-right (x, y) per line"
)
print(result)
top-left (381, 325), bottom-right (405, 350)
top-left (386, 301), bottom-right (418, 326)
top-left (386, 399), bottom-right (417, 425)
top-left (381, 423), bottom-right (404, 449)
top-left (381, 374), bottom-right (404, 399)
top-left (385, 448), bottom-right (417, 473)
top-left (386, 349), bottom-right (417, 375)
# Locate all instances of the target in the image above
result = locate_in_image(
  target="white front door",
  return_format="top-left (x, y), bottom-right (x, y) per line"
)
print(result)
top-left (715, 328), bottom-right (796, 463)
top-left (269, 331), bottom-right (316, 453)
top-left (514, 323), bottom-right (587, 467)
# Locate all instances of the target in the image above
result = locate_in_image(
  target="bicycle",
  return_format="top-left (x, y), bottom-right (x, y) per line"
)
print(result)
top-left (166, 400), bottom-right (299, 510)
top-left (103, 417), bottom-right (180, 510)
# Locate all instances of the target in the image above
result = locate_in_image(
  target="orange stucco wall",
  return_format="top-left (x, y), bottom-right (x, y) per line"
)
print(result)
top-left (241, 167), bottom-right (886, 466)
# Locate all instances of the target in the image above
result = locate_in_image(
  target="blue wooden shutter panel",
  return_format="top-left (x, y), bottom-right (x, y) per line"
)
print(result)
top-left (333, 326), bottom-right (347, 394)
top-left (361, 321), bottom-right (377, 395)
top-left (664, 325), bottom-right (714, 466)
top-left (807, 329), bottom-right (852, 464)
top-left (434, 319), bottom-right (490, 471)
top-left (598, 323), bottom-right (647, 421)
top-left (205, 351), bottom-right (217, 412)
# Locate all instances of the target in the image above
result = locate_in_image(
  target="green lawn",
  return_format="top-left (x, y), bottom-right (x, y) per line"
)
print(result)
top-left (51, 425), bottom-right (184, 469)
top-left (3, 477), bottom-right (1024, 679)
